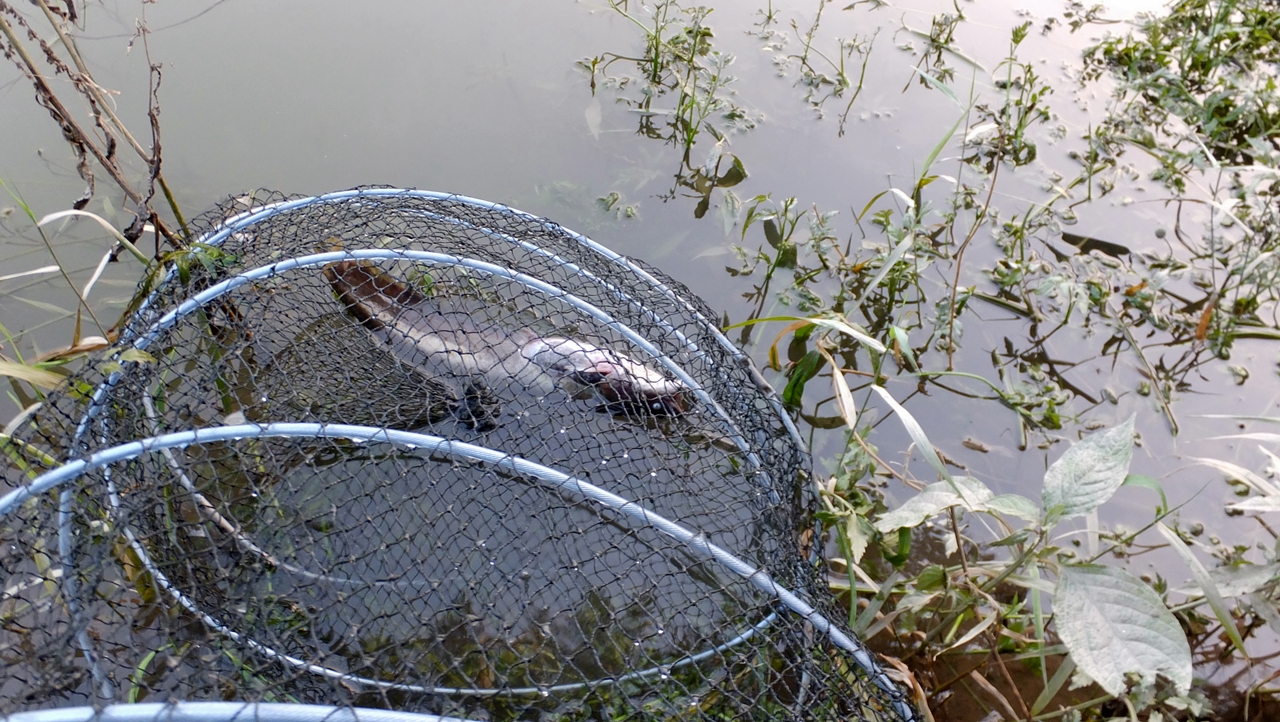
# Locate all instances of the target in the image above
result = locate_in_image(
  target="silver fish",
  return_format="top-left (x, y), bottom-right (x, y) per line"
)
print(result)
top-left (324, 261), bottom-right (692, 418)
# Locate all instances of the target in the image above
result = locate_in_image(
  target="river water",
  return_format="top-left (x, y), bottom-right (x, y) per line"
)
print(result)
top-left (3, 0), bottom-right (1276, 706)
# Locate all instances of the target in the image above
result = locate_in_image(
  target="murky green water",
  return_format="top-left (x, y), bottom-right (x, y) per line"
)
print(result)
top-left (3, 0), bottom-right (1277, 707)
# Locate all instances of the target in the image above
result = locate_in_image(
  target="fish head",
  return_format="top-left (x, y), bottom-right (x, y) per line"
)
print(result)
top-left (525, 338), bottom-right (693, 416)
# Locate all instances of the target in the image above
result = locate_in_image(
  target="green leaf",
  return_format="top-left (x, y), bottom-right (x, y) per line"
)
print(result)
top-left (782, 350), bottom-right (824, 407)
top-left (776, 241), bottom-right (797, 269)
top-left (845, 513), bottom-right (873, 565)
top-left (118, 349), bottom-right (157, 364)
top-left (921, 112), bottom-right (968, 179)
top-left (856, 190), bottom-right (890, 222)
top-left (763, 218), bottom-right (783, 249)
top-left (981, 493), bottom-right (1041, 522)
top-left (874, 476), bottom-right (992, 533)
top-left (717, 155), bottom-right (747, 187)
top-left (908, 66), bottom-right (962, 108)
top-left (1041, 415), bottom-right (1135, 521)
top-left (694, 195), bottom-right (711, 219)
top-left (1054, 564), bottom-right (1192, 696)
top-left (1122, 473), bottom-right (1169, 512)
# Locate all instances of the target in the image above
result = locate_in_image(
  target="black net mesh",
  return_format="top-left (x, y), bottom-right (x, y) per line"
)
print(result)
top-left (1, 188), bottom-right (914, 721)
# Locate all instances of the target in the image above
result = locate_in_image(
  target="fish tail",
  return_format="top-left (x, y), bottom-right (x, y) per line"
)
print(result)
top-left (324, 260), bottom-right (429, 332)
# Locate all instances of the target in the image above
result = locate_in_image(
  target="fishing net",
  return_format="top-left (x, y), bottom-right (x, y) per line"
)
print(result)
top-left (1, 188), bottom-right (915, 722)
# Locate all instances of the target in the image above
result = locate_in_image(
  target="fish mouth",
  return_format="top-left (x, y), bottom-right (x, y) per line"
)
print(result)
top-left (530, 339), bottom-right (693, 417)
top-left (583, 370), bottom-right (692, 417)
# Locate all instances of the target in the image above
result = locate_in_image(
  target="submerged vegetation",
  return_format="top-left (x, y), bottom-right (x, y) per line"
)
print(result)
top-left (4, 0), bottom-right (1280, 720)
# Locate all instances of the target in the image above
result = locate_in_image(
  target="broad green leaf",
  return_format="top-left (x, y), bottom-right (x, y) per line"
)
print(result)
top-left (1042, 415), bottom-right (1135, 521)
top-left (1054, 564), bottom-right (1192, 696)
top-left (874, 476), bottom-right (992, 533)
top-left (981, 493), bottom-right (1041, 522)
top-left (782, 350), bottom-right (823, 407)
top-left (845, 513), bottom-right (873, 565)
top-left (0, 361), bottom-right (63, 390)
top-left (1156, 523), bottom-right (1247, 656)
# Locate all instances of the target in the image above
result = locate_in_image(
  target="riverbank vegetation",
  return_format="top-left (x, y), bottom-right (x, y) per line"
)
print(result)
top-left (585, 0), bottom-right (1280, 719)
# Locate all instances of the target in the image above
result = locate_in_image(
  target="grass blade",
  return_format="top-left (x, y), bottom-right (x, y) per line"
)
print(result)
top-left (1156, 522), bottom-right (1248, 657)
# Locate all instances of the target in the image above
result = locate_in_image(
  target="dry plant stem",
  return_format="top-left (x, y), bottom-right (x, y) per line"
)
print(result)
top-left (37, 0), bottom-right (186, 236)
top-left (987, 633), bottom-right (1031, 719)
top-left (851, 426), bottom-right (925, 491)
top-left (965, 669), bottom-right (1021, 721)
top-left (35, 228), bottom-right (105, 337)
top-left (931, 658), bottom-right (992, 697)
top-left (35, 0), bottom-right (148, 160)
top-left (1108, 300), bottom-right (1179, 434)
top-left (0, 2), bottom-right (178, 242)
top-left (0, 9), bottom-right (138, 204)
top-left (946, 151), bottom-right (1001, 371)
top-left (138, 9), bottom-right (188, 240)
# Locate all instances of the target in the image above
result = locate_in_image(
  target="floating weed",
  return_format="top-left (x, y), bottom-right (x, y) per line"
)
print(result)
top-left (583, 1), bottom-right (754, 214)
top-left (751, 0), bottom-right (878, 135)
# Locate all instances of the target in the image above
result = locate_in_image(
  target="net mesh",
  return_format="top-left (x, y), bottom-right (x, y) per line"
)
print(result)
top-left (1, 188), bottom-right (914, 722)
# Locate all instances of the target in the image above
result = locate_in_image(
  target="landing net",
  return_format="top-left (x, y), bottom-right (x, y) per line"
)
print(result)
top-left (1, 188), bottom-right (914, 722)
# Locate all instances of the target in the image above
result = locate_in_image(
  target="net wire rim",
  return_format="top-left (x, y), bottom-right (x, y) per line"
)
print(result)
top-left (2, 701), bottom-right (484, 722)
top-left (8, 423), bottom-right (897, 704)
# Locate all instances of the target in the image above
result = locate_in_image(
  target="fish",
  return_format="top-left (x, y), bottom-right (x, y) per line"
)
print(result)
top-left (323, 260), bottom-right (692, 424)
